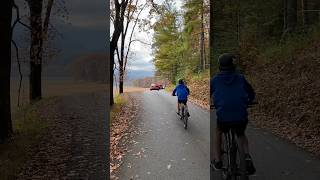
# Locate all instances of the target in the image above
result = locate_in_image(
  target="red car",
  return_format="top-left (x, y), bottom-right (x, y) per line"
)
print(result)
top-left (150, 83), bottom-right (160, 91)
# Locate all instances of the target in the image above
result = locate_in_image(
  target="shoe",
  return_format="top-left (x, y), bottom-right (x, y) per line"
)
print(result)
top-left (187, 112), bottom-right (190, 117)
top-left (211, 160), bottom-right (223, 171)
top-left (176, 112), bottom-right (180, 116)
top-left (245, 154), bottom-right (256, 175)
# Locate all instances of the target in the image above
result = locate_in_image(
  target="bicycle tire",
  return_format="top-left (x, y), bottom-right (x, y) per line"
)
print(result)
top-left (237, 139), bottom-right (249, 180)
top-left (184, 114), bottom-right (188, 129)
top-left (221, 133), bottom-right (231, 180)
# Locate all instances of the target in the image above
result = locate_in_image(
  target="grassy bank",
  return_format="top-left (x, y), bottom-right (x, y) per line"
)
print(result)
top-left (166, 70), bottom-right (210, 109)
top-left (0, 98), bottom-right (55, 179)
top-left (110, 94), bottom-right (126, 124)
top-left (244, 31), bottom-right (320, 156)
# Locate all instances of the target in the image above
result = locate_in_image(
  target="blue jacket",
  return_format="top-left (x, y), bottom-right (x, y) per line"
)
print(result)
top-left (210, 71), bottom-right (255, 123)
top-left (172, 84), bottom-right (190, 101)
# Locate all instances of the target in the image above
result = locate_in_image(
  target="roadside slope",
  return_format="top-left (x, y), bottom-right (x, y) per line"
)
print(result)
top-left (247, 41), bottom-right (320, 157)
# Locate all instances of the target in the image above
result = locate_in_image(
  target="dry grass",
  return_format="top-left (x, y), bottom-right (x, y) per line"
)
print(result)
top-left (2, 78), bottom-right (108, 179)
top-left (113, 87), bottom-right (147, 96)
top-left (10, 78), bottom-right (108, 110)
top-left (0, 98), bottom-right (55, 180)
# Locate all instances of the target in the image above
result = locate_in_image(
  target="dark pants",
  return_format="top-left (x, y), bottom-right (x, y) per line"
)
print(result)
top-left (217, 121), bottom-right (248, 136)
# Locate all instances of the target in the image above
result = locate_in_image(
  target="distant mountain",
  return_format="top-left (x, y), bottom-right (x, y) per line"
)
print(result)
top-left (126, 70), bottom-right (154, 80)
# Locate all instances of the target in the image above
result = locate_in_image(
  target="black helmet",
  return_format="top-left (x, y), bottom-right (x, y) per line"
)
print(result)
top-left (178, 79), bottom-right (184, 84)
top-left (218, 53), bottom-right (236, 71)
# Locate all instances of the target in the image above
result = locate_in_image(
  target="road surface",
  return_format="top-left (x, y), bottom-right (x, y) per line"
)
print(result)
top-left (118, 90), bottom-right (320, 180)
top-left (118, 90), bottom-right (210, 179)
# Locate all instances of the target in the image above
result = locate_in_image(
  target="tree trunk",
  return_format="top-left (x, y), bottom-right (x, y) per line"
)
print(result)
top-left (200, 1), bottom-right (205, 71)
top-left (43, 0), bottom-right (54, 38)
top-left (110, 0), bottom-right (128, 105)
top-left (119, 67), bottom-right (124, 94)
top-left (0, 0), bottom-right (13, 142)
top-left (304, 0), bottom-right (320, 25)
top-left (286, 0), bottom-right (297, 32)
top-left (119, 28), bottom-right (125, 94)
top-left (110, 54), bottom-right (114, 105)
top-left (28, 0), bottom-right (43, 102)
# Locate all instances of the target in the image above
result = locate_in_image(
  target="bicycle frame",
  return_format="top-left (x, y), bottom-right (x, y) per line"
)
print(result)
top-left (178, 103), bottom-right (188, 129)
top-left (221, 128), bottom-right (248, 180)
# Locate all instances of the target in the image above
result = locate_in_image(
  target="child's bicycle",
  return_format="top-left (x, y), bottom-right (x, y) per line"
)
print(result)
top-left (178, 103), bottom-right (188, 129)
top-left (210, 102), bottom-right (257, 180)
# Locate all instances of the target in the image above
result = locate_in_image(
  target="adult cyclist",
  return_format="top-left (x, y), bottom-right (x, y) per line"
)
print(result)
top-left (172, 79), bottom-right (190, 117)
top-left (210, 53), bottom-right (256, 175)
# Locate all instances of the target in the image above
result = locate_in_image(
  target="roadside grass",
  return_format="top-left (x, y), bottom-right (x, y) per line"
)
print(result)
top-left (164, 84), bottom-right (175, 93)
top-left (189, 69), bottom-right (210, 82)
top-left (110, 94), bottom-right (127, 124)
top-left (0, 98), bottom-right (54, 180)
top-left (261, 26), bottom-right (320, 63)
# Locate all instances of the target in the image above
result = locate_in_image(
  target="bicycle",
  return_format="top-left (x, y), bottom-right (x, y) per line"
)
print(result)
top-left (178, 103), bottom-right (188, 129)
top-left (211, 103), bottom-right (257, 180)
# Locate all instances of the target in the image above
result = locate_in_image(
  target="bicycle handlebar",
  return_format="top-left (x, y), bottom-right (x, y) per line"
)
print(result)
top-left (210, 102), bottom-right (258, 110)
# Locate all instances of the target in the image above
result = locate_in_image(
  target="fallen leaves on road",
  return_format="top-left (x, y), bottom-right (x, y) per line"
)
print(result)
top-left (110, 94), bottom-right (140, 179)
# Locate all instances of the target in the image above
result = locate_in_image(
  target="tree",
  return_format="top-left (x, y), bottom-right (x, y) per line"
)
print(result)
top-left (116, 0), bottom-right (146, 94)
top-left (303, 0), bottom-right (320, 26)
top-left (152, 2), bottom-right (180, 83)
top-left (284, 0), bottom-right (297, 33)
top-left (27, 0), bottom-right (55, 102)
top-left (0, 0), bottom-right (13, 142)
top-left (181, 0), bottom-right (210, 73)
top-left (110, 0), bottom-right (129, 105)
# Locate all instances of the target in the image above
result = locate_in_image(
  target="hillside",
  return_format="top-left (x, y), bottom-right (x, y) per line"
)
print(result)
top-left (246, 40), bottom-right (320, 156)
top-left (186, 73), bottom-right (210, 109)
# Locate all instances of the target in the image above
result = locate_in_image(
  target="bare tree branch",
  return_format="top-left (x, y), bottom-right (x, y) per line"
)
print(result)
top-left (11, 1), bottom-right (31, 31)
top-left (43, 0), bottom-right (54, 40)
top-left (124, 2), bottom-right (148, 72)
top-left (11, 40), bottom-right (23, 107)
top-left (129, 39), bottom-right (152, 46)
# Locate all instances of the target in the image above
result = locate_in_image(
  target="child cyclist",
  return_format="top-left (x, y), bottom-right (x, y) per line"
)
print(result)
top-left (172, 79), bottom-right (190, 117)
top-left (210, 53), bottom-right (256, 175)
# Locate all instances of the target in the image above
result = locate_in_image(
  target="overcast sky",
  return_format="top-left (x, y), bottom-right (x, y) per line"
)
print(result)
top-left (12, 0), bottom-right (182, 78)
top-left (112, 0), bottom-right (183, 75)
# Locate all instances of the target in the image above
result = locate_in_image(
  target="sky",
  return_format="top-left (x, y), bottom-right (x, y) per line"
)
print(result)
top-left (12, 0), bottom-right (182, 79)
top-left (13, 0), bottom-right (108, 77)
top-left (112, 0), bottom-right (183, 79)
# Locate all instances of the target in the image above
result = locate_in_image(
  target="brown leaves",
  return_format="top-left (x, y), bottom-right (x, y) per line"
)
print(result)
top-left (246, 41), bottom-right (320, 157)
top-left (110, 94), bottom-right (140, 179)
top-left (187, 76), bottom-right (210, 110)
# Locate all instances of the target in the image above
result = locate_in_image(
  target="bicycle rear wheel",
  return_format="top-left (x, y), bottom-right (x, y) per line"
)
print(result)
top-left (237, 139), bottom-right (249, 180)
top-left (181, 106), bottom-right (188, 129)
top-left (221, 133), bottom-right (231, 180)
top-left (184, 112), bottom-right (188, 129)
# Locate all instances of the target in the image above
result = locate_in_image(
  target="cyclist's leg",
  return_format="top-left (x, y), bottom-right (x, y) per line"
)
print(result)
top-left (235, 122), bottom-right (249, 154)
top-left (238, 134), bottom-right (249, 154)
top-left (183, 100), bottom-right (190, 116)
top-left (212, 122), bottom-right (223, 170)
top-left (235, 122), bottom-right (256, 175)
top-left (213, 124), bottom-right (222, 161)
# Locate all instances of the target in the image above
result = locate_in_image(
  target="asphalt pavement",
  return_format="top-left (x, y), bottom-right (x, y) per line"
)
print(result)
top-left (118, 90), bottom-right (320, 180)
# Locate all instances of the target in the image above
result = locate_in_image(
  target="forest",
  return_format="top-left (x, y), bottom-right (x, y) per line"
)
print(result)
top-left (211, 0), bottom-right (320, 156)
top-left (152, 0), bottom-right (210, 84)
top-left (212, 0), bottom-right (320, 70)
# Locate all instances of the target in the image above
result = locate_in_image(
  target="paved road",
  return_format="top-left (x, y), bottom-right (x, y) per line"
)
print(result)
top-left (118, 90), bottom-right (320, 180)
top-left (118, 90), bottom-right (210, 179)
